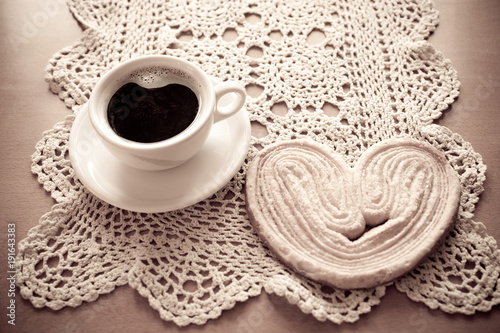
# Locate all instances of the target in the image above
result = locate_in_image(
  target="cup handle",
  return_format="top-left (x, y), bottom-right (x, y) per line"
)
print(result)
top-left (213, 81), bottom-right (246, 123)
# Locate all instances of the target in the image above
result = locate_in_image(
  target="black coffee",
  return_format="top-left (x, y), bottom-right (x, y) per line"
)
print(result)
top-left (107, 82), bottom-right (199, 143)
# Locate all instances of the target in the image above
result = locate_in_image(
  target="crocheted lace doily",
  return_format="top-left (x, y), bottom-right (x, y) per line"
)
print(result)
top-left (17, 0), bottom-right (500, 326)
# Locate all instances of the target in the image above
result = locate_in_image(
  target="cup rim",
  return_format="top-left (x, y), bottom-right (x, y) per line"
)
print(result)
top-left (88, 55), bottom-right (215, 152)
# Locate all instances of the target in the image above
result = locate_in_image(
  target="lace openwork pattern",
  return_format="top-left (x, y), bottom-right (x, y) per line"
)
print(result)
top-left (17, 0), bottom-right (499, 326)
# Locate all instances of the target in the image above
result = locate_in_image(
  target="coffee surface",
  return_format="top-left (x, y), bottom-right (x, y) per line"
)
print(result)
top-left (107, 82), bottom-right (199, 143)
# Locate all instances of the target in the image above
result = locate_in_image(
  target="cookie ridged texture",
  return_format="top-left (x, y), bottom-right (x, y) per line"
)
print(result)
top-left (246, 139), bottom-right (461, 289)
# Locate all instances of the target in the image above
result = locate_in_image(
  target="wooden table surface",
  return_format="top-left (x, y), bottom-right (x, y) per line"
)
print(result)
top-left (1, 1), bottom-right (499, 332)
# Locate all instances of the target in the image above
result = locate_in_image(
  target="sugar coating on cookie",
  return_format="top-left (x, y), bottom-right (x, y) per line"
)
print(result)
top-left (245, 138), bottom-right (461, 289)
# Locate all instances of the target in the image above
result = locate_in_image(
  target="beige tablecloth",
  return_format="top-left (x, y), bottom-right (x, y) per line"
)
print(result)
top-left (1, 1), bottom-right (499, 332)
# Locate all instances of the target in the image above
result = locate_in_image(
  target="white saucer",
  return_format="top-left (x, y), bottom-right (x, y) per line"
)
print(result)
top-left (69, 98), bottom-right (250, 213)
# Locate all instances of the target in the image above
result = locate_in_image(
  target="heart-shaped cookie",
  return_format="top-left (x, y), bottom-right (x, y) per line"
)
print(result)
top-left (245, 138), bottom-right (461, 289)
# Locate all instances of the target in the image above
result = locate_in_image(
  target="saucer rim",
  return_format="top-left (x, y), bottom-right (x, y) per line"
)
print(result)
top-left (69, 102), bottom-right (250, 213)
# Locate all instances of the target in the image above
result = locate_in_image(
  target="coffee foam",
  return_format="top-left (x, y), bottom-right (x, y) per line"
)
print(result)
top-left (101, 65), bottom-right (205, 112)
top-left (126, 66), bottom-right (201, 90)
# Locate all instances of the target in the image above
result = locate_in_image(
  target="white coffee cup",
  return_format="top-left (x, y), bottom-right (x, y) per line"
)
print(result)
top-left (88, 55), bottom-right (246, 171)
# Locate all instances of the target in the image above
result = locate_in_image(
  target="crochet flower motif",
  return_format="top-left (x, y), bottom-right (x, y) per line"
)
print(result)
top-left (17, 0), bottom-right (500, 327)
